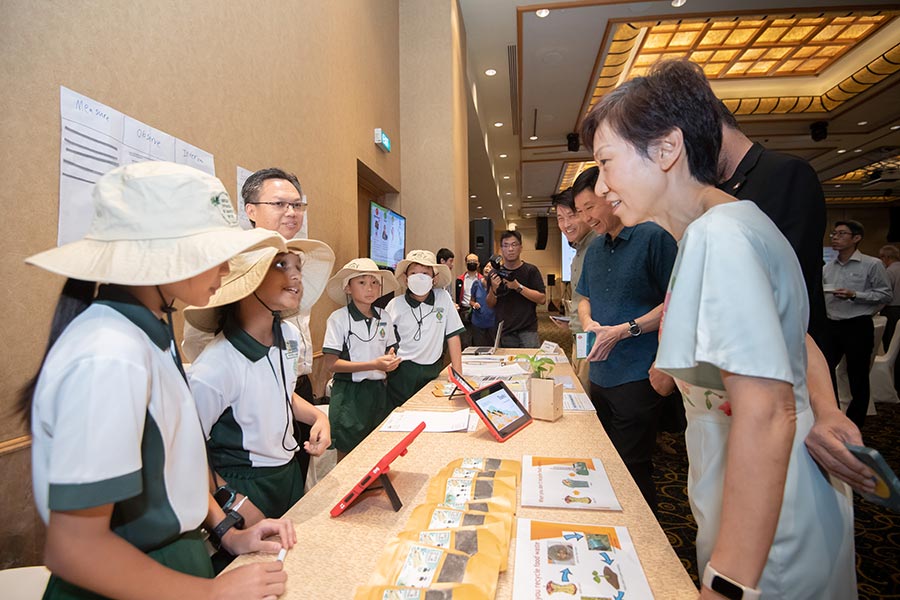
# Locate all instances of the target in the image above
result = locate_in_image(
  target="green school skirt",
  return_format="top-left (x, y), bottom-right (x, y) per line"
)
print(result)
top-left (218, 459), bottom-right (305, 519)
top-left (329, 378), bottom-right (392, 453)
top-left (387, 359), bottom-right (443, 408)
top-left (42, 529), bottom-right (213, 599)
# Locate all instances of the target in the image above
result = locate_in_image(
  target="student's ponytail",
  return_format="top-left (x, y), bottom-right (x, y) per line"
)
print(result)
top-left (17, 279), bottom-right (96, 424)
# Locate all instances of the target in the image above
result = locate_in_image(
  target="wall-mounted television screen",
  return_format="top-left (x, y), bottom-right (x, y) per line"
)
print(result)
top-left (370, 201), bottom-right (406, 270)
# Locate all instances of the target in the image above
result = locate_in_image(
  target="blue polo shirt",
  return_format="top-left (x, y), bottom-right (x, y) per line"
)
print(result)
top-left (576, 223), bottom-right (677, 387)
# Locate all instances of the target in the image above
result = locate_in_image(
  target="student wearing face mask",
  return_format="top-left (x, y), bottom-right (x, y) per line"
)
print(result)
top-left (386, 250), bottom-right (466, 407)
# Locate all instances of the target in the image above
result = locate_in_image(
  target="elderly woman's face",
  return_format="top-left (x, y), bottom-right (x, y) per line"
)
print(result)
top-left (591, 123), bottom-right (661, 227)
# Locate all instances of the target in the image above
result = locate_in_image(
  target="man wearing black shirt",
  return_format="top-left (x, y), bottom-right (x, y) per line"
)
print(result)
top-left (716, 103), bottom-right (827, 345)
top-left (486, 230), bottom-right (546, 348)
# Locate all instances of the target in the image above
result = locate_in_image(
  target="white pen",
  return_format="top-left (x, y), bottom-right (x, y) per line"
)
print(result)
top-left (277, 548), bottom-right (288, 562)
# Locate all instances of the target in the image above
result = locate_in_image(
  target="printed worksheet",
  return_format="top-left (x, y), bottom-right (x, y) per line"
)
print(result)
top-left (521, 456), bottom-right (621, 511)
top-left (513, 519), bottom-right (653, 600)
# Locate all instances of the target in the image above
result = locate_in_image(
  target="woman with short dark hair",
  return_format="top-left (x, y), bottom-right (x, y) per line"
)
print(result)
top-left (581, 60), bottom-right (856, 599)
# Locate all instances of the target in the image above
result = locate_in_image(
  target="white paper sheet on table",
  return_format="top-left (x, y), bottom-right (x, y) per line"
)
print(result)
top-left (520, 455), bottom-right (621, 511)
top-left (380, 409), bottom-right (470, 432)
top-left (563, 392), bottom-right (594, 412)
top-left (552, 375), bottom-right (575, 389)
top-left (513, 518), bottom-right (652, 599)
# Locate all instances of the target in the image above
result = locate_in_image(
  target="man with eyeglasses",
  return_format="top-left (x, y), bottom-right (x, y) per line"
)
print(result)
top-left (823, 220), bottom-right (891, 427)
top-left (485, 230), bottom-right (546, 348)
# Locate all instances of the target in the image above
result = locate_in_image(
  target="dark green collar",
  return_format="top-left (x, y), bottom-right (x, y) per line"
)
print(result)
top-left (348, 301), bottom-right (377, 322)
top-left (94, 285), bottom-right (171, 351)
top-left (224, 320), bottom-right (270, 362)
top-left (405, 289), bottom-right (435, 308)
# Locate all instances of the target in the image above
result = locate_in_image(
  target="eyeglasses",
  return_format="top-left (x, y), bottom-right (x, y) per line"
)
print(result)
top-left (247, 201), bottom-right (307, 213)
top-left (830, 230), bottom-right (853, 238)
top-left (501, 242), bottom-right (521, 249)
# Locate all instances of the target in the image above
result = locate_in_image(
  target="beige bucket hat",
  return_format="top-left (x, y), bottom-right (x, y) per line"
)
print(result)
top-left (395, 249), bottom-right (452, 290)
top-left (184, 238), bottom-right (336, 333)
top-left (26, 161), bottom-right (282, 285)
top-left (325, 258), bottom-right (400, 304)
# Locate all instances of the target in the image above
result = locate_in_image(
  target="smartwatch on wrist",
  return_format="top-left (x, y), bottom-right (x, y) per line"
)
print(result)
top-left (702, 564), bottom-right (760, 600)
top-left (208, 509), bottom-right (245, 549)
top-left (213, 485), bottom-right (237, 511)
top-left (628, 319), bottom-right (642, 337)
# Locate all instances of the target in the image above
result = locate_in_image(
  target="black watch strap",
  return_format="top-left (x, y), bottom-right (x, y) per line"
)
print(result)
top-left (209, 509), bottom-right (245, 549)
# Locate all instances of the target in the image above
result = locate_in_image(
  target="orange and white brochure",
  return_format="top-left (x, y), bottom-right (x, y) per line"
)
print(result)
top-left (513, 518), bottom-right (654, 600)
top-left (521, 456), bottom-right (621, 511)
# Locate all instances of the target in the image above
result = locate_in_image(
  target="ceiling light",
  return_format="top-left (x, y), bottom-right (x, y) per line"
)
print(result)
top-left (529, 108), bottom-right (539, 142)
top-left (525, 213), bottom-right (531, 217)
top-left (476, 205), bottom-right (482, 209)
top-left (503, 175), bottom-right (510, 180)
top-left (529, 135), bottom-right (538, 141)
top-left (505, 192), bottom-right (512, 196)
top-left (484, 68), bottom-right (497, 77)
top-left (535, 9), bottom-right (550, 18)
top-left (493, 122), bottom-right (503, 128)
top-left (499, 154), bottom-right (508, 158)
top-left (671, 0), bottom-right (686, 6)
top-left (857, 121), bottom-right (868, 126)
top-left (527, 195), bottom-right (533, 199)
top-left (837, 149), bottom-right (847, 154)
top-left (835, 185), bottom-right (842, 188)
top-left (482, 216), bottom-right (488, 219)
top-left (507, 204), bottom-right (513, 207)
top-left (892, 125), bottom-right (900, 131)
top-left (469, 194), bottom-right (477, 198)
top-left (853, 149), bottom-right (863, 153)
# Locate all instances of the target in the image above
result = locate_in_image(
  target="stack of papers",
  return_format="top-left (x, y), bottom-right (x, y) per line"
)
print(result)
top-left (381, 409), bottom-right (471, 432)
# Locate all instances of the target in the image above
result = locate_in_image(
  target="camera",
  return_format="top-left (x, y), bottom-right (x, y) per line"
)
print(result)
top-left (488, 254), bottom-right (513, 280)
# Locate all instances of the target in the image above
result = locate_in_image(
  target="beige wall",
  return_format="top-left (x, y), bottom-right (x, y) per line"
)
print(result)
top-left (398, 0), bottom-right (469, 272)
top-left (0, 0), bottom-right (469, 568)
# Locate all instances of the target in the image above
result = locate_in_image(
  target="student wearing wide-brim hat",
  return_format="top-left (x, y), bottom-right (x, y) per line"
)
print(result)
top-left (20, 162), bottom-right (296, 600)
top-left (386, 250), bottom-right (465, 408)
top-left (184, 238), bottom-right (334, 522)
top-left (322, 259), bottom-right (401, 458)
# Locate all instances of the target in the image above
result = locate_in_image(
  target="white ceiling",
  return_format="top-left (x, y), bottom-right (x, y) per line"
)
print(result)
top-left (460, 0), bottom-right (900, 224)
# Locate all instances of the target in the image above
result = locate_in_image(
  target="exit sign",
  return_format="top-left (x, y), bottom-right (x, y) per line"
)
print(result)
top-left (374, 128), bottom-right (391, 152)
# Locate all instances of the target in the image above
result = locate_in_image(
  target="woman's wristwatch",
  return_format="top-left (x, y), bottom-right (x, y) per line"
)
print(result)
top-left (702, 564), bottom-right (761, 600)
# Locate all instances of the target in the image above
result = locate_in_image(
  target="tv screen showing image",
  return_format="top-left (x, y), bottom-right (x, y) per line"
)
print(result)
top-left (370, 201), bottom-right (406, 270)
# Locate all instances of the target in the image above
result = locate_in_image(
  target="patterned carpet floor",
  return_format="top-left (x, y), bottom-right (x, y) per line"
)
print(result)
top-left (536, 313), bottom-right (900, 597)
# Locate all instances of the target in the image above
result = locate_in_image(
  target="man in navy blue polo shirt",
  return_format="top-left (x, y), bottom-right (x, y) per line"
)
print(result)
top-left (574, 166), bottom-right (677, 513)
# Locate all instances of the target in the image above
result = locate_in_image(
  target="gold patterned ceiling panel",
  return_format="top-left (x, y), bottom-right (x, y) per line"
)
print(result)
top-left (628, 14), bottom-right (891, 80)
top-left (826, 155), bottom-right (900, 183)
top-left (585, 11), bottom-right (900, 117)
top-left (557, 161), bottom-right (597, 193)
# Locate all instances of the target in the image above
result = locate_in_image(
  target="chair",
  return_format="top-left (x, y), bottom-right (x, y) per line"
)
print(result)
top-left (0, 566), bottom-right (51, 599)
top-left (870, 322), bottom-right (900, 404)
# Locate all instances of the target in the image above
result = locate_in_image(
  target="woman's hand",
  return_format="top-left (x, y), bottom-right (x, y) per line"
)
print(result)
top-left (221, 518), bottom-right (296, 556)
top-left (805, 411), bottom-right (874, 492)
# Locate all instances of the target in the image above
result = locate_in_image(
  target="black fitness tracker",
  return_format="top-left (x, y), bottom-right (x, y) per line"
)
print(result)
top-left (213, 485), bottom-right (237, 511)
top-left (209, 509), bottom-right (245, 549)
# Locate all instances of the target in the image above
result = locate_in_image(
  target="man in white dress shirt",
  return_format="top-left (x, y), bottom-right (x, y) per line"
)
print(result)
top-left (822, 220), bottom-right (891, 427)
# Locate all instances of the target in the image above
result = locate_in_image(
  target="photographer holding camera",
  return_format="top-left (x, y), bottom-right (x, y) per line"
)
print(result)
top-left (486, 230), bottom-right (546, 348)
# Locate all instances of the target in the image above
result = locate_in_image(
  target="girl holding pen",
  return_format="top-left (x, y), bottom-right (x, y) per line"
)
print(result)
top-left (21, 162), bottom-right (295, 600)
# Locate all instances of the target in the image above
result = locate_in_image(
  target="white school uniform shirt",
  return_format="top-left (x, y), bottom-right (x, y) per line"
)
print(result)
top-left (31, 292), bottom-right (208, 551)
top-left (182, 308), bottom-right (313, 377)
top-left (188, 321), bottom-right (302, 469)
top-left (386, 288), bottom-right (465, 365)
top-left (323, 302), bottom-right (397, 382)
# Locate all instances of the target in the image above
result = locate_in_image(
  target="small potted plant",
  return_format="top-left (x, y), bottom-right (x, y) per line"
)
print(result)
top-left (516, 353), bottom-right (563, 421)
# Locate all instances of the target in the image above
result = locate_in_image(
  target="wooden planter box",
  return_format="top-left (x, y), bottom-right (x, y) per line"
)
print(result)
top-left (528, 377), bottom-right (563, 422)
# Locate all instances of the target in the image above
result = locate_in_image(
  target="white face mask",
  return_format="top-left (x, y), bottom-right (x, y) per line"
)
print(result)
top-left (407, 273), bottom-right (434, 296)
